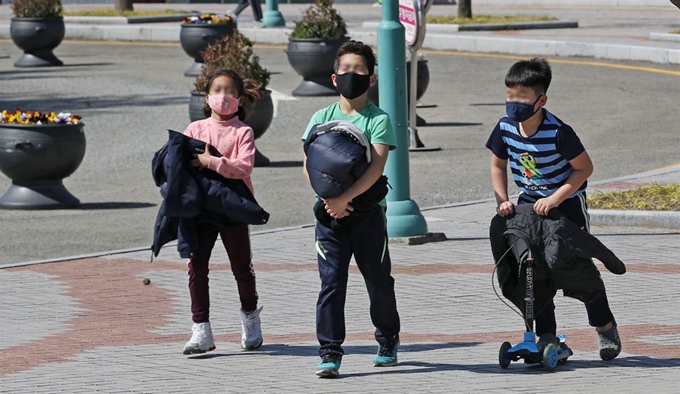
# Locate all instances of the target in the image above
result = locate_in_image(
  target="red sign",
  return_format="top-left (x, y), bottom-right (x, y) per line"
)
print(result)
top-left (399, 0), bottom-right (417, 47)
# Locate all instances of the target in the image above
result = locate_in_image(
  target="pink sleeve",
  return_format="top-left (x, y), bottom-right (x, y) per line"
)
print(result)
top-left (207, 127), bottom-right (256, 179)
top-left (183, 123), bottom-right (198, 138)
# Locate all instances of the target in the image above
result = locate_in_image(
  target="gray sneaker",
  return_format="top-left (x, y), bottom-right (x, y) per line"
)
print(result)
top-left (598, 321), bottom-right (622, 361)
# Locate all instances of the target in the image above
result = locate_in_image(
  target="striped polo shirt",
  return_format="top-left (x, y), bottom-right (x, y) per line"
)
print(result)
top-left (485, 109), bottom-right (587, 201)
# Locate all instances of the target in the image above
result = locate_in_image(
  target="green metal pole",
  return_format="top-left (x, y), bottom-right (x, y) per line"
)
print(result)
top-left (262, 0), bottom-right (286, 27)
top-left (378, 0), bottom-right (428, 237)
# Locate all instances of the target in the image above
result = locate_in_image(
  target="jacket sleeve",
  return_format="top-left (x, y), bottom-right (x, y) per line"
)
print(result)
top-left (551, 220), bottom-right (626, 275)
top-left (207, 128), bottom-right (256, 180)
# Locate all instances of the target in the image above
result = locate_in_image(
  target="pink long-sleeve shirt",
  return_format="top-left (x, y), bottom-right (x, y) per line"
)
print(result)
top-left (183, 116), bottom-right (256, 194)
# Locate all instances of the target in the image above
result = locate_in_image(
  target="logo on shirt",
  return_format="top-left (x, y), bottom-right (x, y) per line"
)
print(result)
top-left (518, 153), bottom-right (543, 185)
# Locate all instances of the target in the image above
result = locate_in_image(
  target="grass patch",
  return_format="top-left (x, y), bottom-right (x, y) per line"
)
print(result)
top-left (64, 9), bottom-right (194, 17)
top-left (670, 29), bottom-right (680, 34)
top-left (587, 184), bottom-right (680, 211)
top-left (426, 14), bottom-right (557, 25)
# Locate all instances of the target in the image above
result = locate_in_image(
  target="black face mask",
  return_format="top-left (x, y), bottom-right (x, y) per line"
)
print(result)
top-left (335, 72), bottom-right (371, 100)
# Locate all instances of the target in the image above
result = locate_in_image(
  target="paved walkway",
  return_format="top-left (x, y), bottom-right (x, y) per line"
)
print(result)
top-left (2, 191), bottom-right (680, 392)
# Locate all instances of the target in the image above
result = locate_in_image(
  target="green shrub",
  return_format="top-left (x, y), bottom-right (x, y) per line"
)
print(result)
top-left (194, 31), bottom-right (271, 92)
top-left (290, 0), bottom-right (347, 40)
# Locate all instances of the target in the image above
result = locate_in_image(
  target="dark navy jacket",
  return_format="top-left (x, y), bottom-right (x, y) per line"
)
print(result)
top-left (151, 130), bottom-right (269, 258)
top-left (490, 204), bottom-right (625, 313)
top-left (304, 121), bottom-right (388, 233)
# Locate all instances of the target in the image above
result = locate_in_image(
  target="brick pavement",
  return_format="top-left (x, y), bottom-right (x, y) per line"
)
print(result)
top-left (2, 200), bottom-right (680, 393)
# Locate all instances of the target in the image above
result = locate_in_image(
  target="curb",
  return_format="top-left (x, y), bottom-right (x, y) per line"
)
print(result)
top-left (650, 32), bottom-right (680, 43)
top-left (1, 23), bottom-right (680, 65)
top-left (63, 14), bottom-right (198, 25)
top-left (361, 20), bottom-right (578, 33)
top-left (590, 209), bottom-right (680, 229)
top-left (0, 24), bottom-right (291, 45)
top-left (457, 20), bottom-right (578, 31)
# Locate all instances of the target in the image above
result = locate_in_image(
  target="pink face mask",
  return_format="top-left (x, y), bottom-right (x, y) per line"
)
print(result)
top-left (207, 94), bottom-right (239, 116)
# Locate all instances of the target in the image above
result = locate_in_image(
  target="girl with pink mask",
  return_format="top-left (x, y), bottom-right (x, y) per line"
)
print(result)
top-left (181, 68), bottom-right (265, 355)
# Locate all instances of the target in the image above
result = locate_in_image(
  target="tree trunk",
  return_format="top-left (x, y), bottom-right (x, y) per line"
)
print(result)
top-left (457, 0), bottom-right (472, 18)
top-left (115, 0), bottom-right (134, 12)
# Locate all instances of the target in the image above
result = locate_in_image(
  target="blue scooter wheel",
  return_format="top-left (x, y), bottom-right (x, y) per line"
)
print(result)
top-left (542, 343), bottom-right (558, 371)
top-left (499, 342), bottom-right (512, 369)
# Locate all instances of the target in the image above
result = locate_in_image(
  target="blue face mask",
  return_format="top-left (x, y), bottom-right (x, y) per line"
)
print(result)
top-left (506, 95), bottom-right (543, 123)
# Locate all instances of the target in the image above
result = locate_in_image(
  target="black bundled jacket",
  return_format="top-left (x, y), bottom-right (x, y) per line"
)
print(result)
top-left (304, 121), bottom-right (388, 233)
top-left (151, 130), bottom-right (269, 259)
top-left (490, 204), bottom-right (625, 313)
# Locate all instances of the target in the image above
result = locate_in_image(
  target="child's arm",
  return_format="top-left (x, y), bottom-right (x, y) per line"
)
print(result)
top-left (302, 154), bottom-right (310, 185)
top-left (491, 154), bottom-right (514, 216)
top-left (193, 130), bottom-right (256, 179)
top-left (323, 143), bottom-right (389, 218)
top-left (534, 150), bottom-right (593, 215)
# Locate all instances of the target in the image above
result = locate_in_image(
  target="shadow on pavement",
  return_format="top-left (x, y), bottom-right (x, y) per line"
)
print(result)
top-left (79, 202), bottom-right (157, 210)
top-left (255, 341), bottom-right (481, 358)
top-left (264, 160), bottom-right (303, 168)
top-left (0, 94), bottom-right (187, 111)
top-left (422, 122), bottom-right (483, 127)
top-left (596, 232), bottom-right (680, 237)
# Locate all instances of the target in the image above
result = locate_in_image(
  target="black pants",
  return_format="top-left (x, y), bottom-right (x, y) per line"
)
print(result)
top-left (517, 193), bottom-right (614, 335)
top-left (314, 206), bottom-right (400, 357)
top-left (234, 0), bottom-right (263, 22)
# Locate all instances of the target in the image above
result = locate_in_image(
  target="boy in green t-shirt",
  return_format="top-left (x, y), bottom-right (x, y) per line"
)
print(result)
top-left (301, 40), bottom-right (401, 379)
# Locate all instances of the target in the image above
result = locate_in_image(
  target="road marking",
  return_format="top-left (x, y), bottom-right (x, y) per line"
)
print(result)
top-left (269, 88), bottom-right (297, 118)
top-left (420, 49), bottom-right (680, 77)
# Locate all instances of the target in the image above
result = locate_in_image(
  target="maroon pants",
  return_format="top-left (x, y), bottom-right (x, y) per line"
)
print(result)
top-left (188, 223), bottom-right (258, 323)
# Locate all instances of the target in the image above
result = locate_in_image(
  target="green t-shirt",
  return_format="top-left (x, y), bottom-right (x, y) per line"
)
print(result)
top-left (302, 101), bottom-right (397, 206)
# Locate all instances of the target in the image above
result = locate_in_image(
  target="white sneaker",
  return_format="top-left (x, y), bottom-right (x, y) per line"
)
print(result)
top-left (182, 322), bottom-right (216, 355)
top-left (240, 307), bottom-right (263, 350)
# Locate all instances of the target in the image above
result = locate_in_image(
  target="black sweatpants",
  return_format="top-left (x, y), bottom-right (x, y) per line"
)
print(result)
top-left (234, 0), bottom-right (263, 22)
top-left (314, 206), bottom-right (400, 357)
top-left (517, 192), bottom-right (614, 335)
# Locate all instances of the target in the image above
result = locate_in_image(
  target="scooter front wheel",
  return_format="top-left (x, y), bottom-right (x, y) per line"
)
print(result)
top-left (499, 342), bottom-right (512, 369)
top-left (542, 343), bottom-right (558, 371)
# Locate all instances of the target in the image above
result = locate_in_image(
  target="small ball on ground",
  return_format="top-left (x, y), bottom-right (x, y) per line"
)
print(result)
top-left (143, 278), bottom-right (151, 285)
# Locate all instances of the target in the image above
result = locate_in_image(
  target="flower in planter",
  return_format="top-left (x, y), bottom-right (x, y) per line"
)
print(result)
top-left (1, 109), bottom-right (82, 125)
top-left (182, 13), bottom-right (235, 25)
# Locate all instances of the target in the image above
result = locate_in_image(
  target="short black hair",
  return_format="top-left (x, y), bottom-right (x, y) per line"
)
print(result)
top-left (505, 58), bottom-right (552, 95)
top-left (334, 40), bottom-right (376, 76)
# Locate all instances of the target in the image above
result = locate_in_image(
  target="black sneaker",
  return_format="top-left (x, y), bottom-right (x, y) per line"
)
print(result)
top-left (537, 333), bottom-right (559, 352)
top-left (598, 321), bottom-right (622, 361)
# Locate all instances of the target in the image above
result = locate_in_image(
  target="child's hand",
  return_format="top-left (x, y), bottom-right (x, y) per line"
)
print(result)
top-left (496, 201), bottom-right (515, 217)
top-left (191, 143), bottom-right (212, 170)
top-left (323, 197), bottom-right (354, 219)
top-left (534, 197), bottom-right (558, 216)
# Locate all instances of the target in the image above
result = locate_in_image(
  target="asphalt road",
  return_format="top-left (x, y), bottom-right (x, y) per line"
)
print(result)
top-left (1, 40), bottom-right (679, 265)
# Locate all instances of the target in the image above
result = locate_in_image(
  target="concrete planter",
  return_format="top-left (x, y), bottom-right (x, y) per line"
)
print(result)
top-left (180, 23), bottom-right (237, 77)
top-left (286, 37), bottom-right (350, 96)
top-left (10, 17), bottom-right (65, 67)
top-left (0, 123), bottom-right (86, 209)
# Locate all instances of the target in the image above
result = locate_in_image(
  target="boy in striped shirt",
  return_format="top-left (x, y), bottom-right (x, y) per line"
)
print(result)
top-left (485, 58), bottom-right (622, 361)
